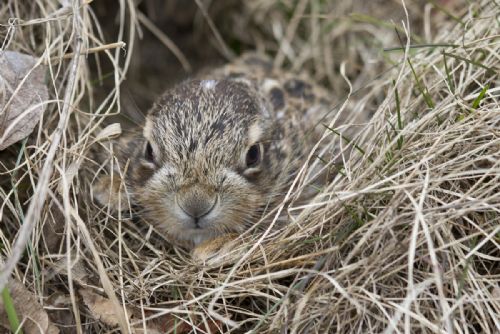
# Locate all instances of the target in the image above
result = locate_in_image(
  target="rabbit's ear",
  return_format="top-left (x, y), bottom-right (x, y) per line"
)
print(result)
top-left (261, 78), bottom-right (286, 113)
top-left (92, 174), bottom-right (133, 212)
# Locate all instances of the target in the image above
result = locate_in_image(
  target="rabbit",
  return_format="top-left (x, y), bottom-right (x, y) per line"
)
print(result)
top-left (93, 54), bottom-right (333, 261)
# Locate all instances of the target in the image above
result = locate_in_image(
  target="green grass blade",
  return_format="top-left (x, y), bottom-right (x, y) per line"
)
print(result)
top-left (322, 124), bottom-right (372, 162)
top-left (2, 286), bottom-right (23, 334)
top-left (442, 52), bottom-right (498, 75)
top-left (350, 13), bottom-right (423, 43)
top-left (392, 80), bottom-right (404, 149)
top-left (407, 58), bottom-right (434, 109)
top-left (383, 43), bottom-right (458, 52)
top-left (12, 140), bottom-right (42, 296)
top-left (427, 0), bottom-right (465, 25)
top-left (472, 84), bottom-right (490, 110)
top-left (442, 51), bottom-right (455, 94)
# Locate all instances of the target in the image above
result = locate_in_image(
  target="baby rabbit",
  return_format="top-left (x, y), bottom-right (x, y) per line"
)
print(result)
top-left (93, 54), bottom-right (332, 261)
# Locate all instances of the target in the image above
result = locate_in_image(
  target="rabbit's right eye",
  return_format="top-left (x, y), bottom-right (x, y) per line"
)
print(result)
top-left (144, 141), bottom-right (155, 163)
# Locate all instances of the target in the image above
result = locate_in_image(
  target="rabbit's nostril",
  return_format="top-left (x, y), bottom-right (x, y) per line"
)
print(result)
top-left (177, 193), bottom-right (217, 219)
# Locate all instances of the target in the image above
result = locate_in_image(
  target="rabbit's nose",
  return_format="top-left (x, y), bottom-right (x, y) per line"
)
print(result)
top-left (176, 187), bottom-right (217, 220)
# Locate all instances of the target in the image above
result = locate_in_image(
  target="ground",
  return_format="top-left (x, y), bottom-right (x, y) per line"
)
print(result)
top-left (0, 0), bottom-right (498, 333)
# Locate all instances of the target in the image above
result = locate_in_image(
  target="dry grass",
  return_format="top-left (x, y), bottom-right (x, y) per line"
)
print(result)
top-left (0, 0), bottom-right (499, 333)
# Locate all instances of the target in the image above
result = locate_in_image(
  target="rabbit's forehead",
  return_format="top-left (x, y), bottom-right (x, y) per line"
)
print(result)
top-left (146, 79), bottom-right (265, 164)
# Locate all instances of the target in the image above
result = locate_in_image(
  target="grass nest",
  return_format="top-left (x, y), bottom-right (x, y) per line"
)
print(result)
top-left (0, 0), bottom-right (499, 333)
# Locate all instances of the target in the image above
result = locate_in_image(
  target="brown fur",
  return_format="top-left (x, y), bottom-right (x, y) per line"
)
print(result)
top-left (94, 53), bottom-right (332, 260)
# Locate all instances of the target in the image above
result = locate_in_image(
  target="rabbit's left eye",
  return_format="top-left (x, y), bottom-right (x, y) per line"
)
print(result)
top-left (245, 144), bottom-right (262, 169)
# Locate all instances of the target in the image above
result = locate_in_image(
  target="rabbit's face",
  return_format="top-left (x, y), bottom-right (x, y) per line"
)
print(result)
top-left (130, 79), bottom-right (286, 244)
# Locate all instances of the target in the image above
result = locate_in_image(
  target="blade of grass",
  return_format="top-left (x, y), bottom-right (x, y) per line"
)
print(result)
top-left (457, 236), bottom-right (477, 299)
top-left (383, 43), bottom-right (458, 52)
top-left (471, 84), bottom-right (490, 110)
top-left (407, 58), bottom-right (435, 109)
top-left (350, 13), bottom-right (423, 43)
top-left (427, 0), bottom-right (465, 25)
top-left (393, 80), bottom-right (404, 149)
top-left (386, 121), bottom-right (397, 147)
top-left (1, 286), bottom-right (23, 334)
top-left (322, 124), bottom-right (372, 162)
top-left (344, 205), bottom-right (365, 228)
top-left (442, 51), bottom-right (455, 94)
top-left (442, 52), bottom-right (498, 75)
top-left (11, 140), bottom-right (42, 297)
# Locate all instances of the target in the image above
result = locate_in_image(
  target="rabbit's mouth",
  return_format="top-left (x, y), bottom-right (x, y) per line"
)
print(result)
top-left (172, 217), bottom-right (223, 246)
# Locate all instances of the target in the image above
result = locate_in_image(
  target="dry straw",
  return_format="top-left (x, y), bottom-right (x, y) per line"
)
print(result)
top-left (0, 0), bottom-right (499, 333)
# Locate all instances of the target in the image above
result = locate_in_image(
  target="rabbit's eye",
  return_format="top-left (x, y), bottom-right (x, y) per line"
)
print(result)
top-left (245, 144), bottom-right (262, 168)
top-left (144, 141), bottom-right (155, 163)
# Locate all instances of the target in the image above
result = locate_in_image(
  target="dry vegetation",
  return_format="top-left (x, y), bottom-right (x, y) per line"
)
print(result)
top-left (0, 0), bottom-right (499, 333)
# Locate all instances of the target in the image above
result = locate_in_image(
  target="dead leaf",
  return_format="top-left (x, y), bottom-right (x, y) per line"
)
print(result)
top-left (94, 122), bottom-right (122, 142)
top-left (78, 289), bottom-right (225, 333)
top-left (0, 279), bottom-right (59, 334)
top-left (45, 293), bottom-right (76, 333)
top-left (0, 50), bottom-right (48, 150)
top-left (41, 203), bottom-right (66, 254)
top-left (79, 288), bottom-right (131, 328)
top-left (153, 314), bottom-right (225, 334)
top-left (79, 288), bottom-right (165, 333)
top-left (48, 256), bottom-right (90, 286)
top-left (79, 288), bottom-right (161, 333)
